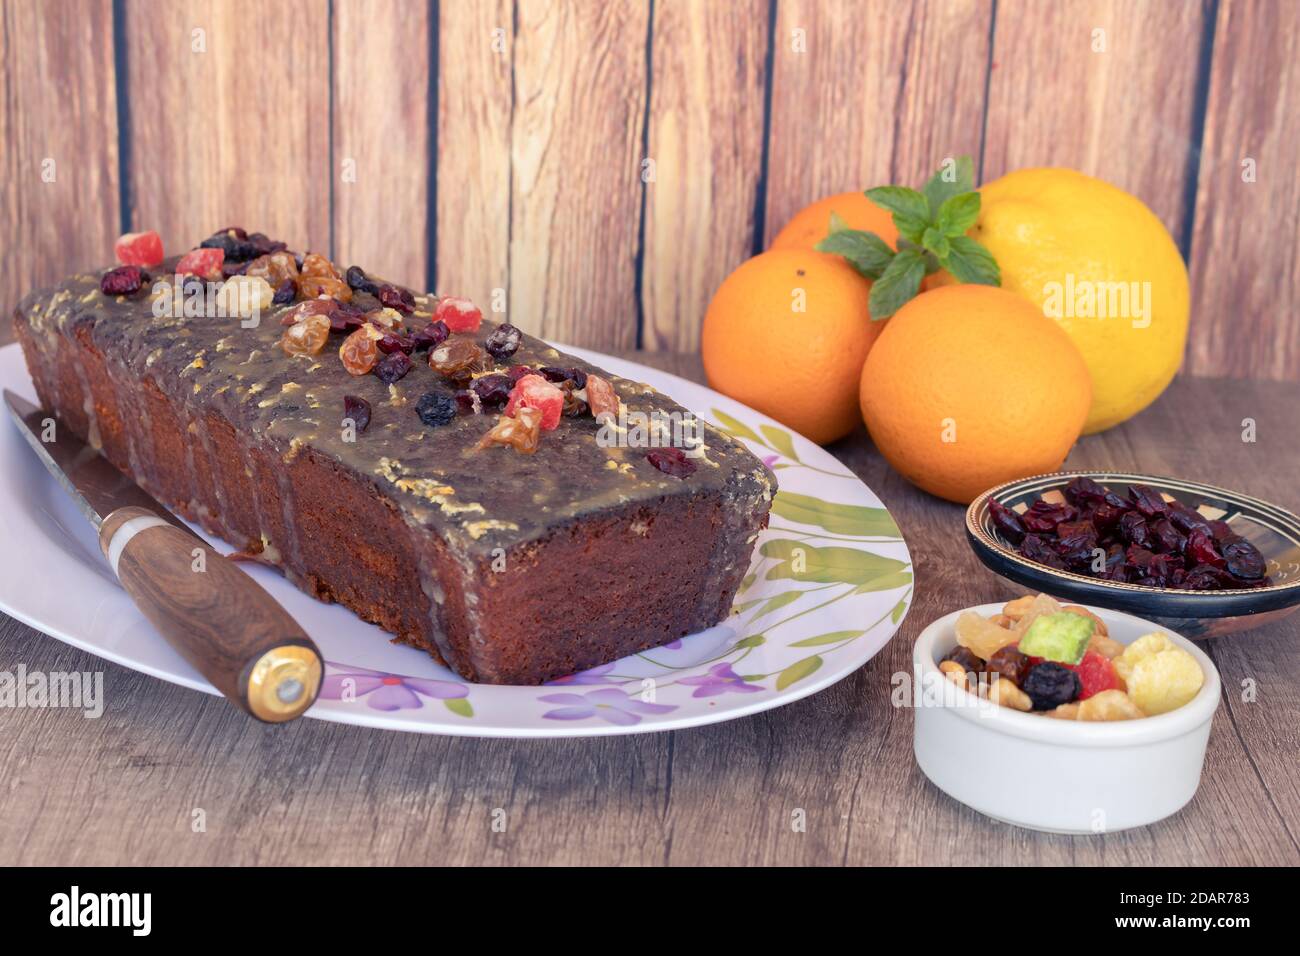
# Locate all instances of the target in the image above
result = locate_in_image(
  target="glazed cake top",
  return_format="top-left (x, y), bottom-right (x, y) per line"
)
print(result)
top-left (19, 255), bottom-right (774, 558)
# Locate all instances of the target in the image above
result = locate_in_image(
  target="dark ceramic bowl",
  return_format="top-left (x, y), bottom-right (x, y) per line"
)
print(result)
top-left (966, 471), bottom-right (1300, 638)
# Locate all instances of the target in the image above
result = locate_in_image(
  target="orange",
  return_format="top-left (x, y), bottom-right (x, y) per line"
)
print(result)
top-left (770, 191), bottom-right (899, 252)
top-left (703, 249), bottom-right (880, 444)
top-left (859, 285), bottom-right (1091, 504)
top-left (934, 168), bottom-right (1189, 433)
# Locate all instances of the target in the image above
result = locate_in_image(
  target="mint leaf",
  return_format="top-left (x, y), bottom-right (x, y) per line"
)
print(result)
top-left (922, 156), bottom-right (975, 213)
top-left (941, 235), bottom-right (1001, 286)
top-left (868, 249), bottom-right (926, 319)
top-left (864, 186), bottom-right (929, 242)
top-left (936, 191), bottom-right (981, 237)
top-left (816, 229), bottom-right (895, 280)
top-left (898, 239), bottom-right (943, 274)
top-left (921, 226), bottom-right (950, 260)
top-left (827, 211), bottom-right (850, 234)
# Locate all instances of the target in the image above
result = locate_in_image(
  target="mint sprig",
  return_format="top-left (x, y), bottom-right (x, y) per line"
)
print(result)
top-left (815, 155), bottom-right (1000, 319)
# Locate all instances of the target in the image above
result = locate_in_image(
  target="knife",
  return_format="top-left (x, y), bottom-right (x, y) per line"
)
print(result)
top-left (4, 389), bottom-right (322, 722)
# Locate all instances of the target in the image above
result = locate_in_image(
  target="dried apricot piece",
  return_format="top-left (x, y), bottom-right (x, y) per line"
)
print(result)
top-left (476, 406), bottom-right (543, 454)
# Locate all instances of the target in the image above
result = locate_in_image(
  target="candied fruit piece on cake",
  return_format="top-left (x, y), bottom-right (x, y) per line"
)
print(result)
top-left (505, 374), bottom-right (565, 431)
top-left (434, 295), bottom-right (482, 332)
top-left (477, 406), bottom-right (543, 454)
top-left (115, 231), bottom-right (164, 267)
top-left (177, 247), bottom-right (224, 279)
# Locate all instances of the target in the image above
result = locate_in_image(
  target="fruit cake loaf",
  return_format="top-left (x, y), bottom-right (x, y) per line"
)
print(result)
top-left (13, 229), bottom-right (775, 685)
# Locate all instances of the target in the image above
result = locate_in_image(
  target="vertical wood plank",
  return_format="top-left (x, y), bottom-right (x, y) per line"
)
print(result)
top-left (764, 0), bottom-right (994, 246)
top-left (0, 0), bottom-right (118, 324)
top-left (641, 0), bottom-right (769, 352)
top-left (124, 0), bottom-right (331, 256)
top-left (436, 0), bottom-right (513, 309)
top-left (982, 0), bottom-right (1208, 243)
top-left (332, 0), bottom-right (431, 290)
top-left (1187, 0), bottom-right (1300, 380)
top-left (509, 0), bottom-right (650, 349)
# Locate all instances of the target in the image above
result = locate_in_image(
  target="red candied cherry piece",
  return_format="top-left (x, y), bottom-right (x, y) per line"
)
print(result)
top-left (1064, 650), bottom-right (1121, 701)
top-left (115, 230), bottom-right (164, 267)
top-left (434, 295), bottom-right (483, 332)
top-left (504, 373), bottom-right (564, 431)
top-left (176, 247), bottom-right (225, 279)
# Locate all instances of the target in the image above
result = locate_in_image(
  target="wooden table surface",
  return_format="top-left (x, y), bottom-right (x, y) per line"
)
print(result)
top-left (1, 350), bottom-right (1297, 866)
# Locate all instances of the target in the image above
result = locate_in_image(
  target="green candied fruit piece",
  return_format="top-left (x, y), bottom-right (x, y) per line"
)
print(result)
top-left (1017, 611), bottom-right (1094, 665)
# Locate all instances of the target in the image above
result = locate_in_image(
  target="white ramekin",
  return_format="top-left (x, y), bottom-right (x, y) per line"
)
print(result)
top-left (912, 603), bottom-right (1220, 834)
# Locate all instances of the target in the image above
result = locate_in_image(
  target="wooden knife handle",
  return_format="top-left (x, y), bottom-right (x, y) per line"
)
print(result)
top-left (98, 505), bottom-right (322, 722)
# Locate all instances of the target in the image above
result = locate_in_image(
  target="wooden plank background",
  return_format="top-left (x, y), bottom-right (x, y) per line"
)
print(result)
top-left (1, 0), bottom-right (1295, 378)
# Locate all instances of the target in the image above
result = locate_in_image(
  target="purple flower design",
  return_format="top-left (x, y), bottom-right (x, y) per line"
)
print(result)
top-left (545, 662), bottom-right (617, 686)
top-left (539, 689), bottom-right (676, 726)
top-left (678, 663), bottom-right (764, 698)
top-left (762, 454), bottom-right (780, 468)
top-left (321, 663), bottom-right (469, 712)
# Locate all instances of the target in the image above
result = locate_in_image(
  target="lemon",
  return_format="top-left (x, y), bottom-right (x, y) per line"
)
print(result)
top-left (941, 169), bottom-right (1189, 433)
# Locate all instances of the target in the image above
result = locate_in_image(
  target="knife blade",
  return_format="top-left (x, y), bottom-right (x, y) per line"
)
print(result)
top-left (4, 389), bottom-right (322, 722)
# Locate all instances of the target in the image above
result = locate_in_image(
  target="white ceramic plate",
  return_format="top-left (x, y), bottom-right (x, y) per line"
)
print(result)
top-left (0, 341), bottom-right (912, 737)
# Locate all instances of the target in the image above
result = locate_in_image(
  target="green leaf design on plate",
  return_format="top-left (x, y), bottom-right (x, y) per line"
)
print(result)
top-left (709, 408), bottom-right (761, 444)
top-left (734, 634), bottom-right (767, 649)
top-left (891, 596), bottom-right (908, 624)
top-left (851, 569), bottom-right (913, 593)
top-left (751, 591), bottom-right (801, 619)
top-left (731, 597), bottom-right (765, 614)
top-left (760, 540), bottom-right (908, 585)
top-left (771, 491), bottom-right (901, 537)
top-left (737, 572), bottom-right (757, 594)
top-left (788, 630), bottom-right (864, 648)
top-left (759, 424), bottom-right (800, 462)
top-left (776, 655), bottom-right (823, 690)
top-left (444, 698), bottom-right (474, 718)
